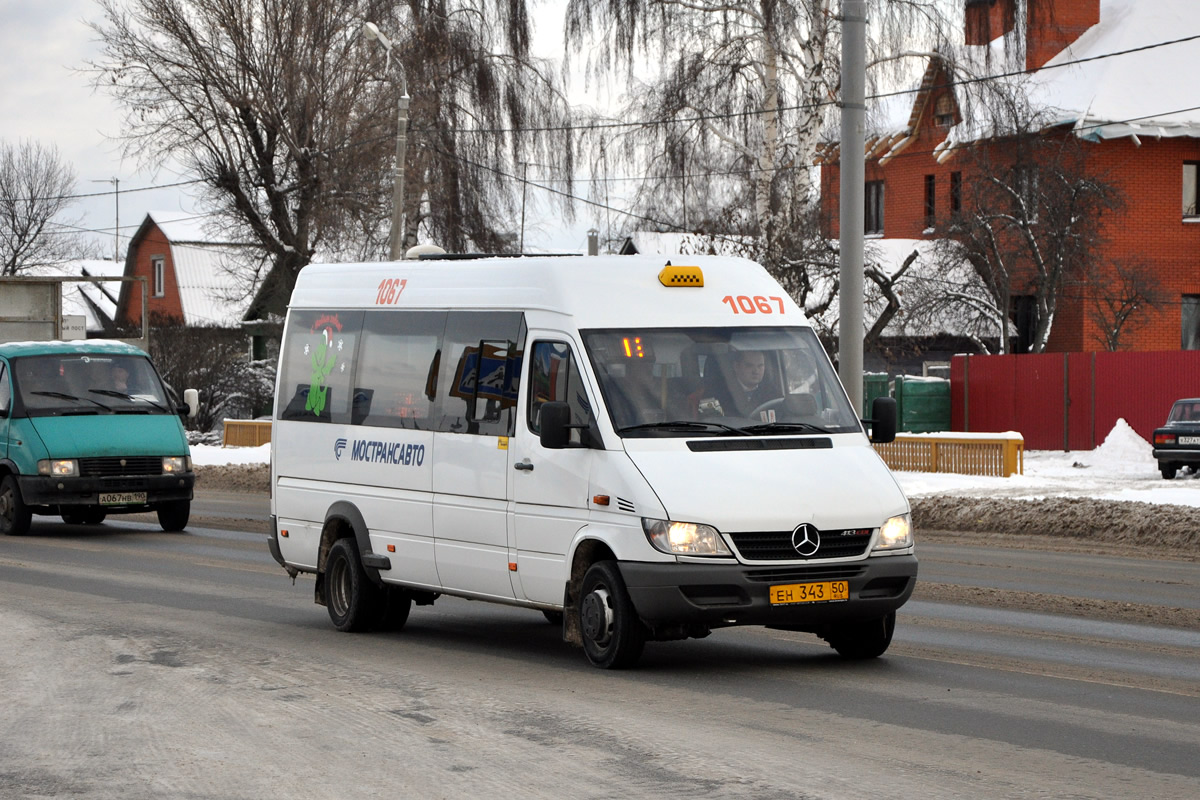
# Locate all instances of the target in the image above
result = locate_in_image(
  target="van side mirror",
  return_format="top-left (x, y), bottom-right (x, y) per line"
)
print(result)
top-left (539, 401), bottom-right (571, 449)
top-left (183, 388), bottom-right (200, 419)
top-left (867, 396), bottom-right (897, 444)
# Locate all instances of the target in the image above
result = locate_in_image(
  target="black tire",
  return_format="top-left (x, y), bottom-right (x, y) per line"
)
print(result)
top-left (325, 538), bottom-right (383, 632)
top-left (61, 508), bottom-right (107, 525)
top-left (379, 586), bottom-right (413, 631)
top-left (542, 609), bottom-right (564, 626)
top-left (0, 475), bottom-right (32, 537)
top-left (824, 611), bottom-right (896, 659)
top-left (156, 500), bottom-right (190, 532)
top-left (1161, 463), bottom-right (1178, 480)
top-left (579, 561), bottom-right (646, 669)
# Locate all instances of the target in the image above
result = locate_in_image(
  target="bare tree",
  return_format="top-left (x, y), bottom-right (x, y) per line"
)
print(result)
top-left (0, 140), bottom-right (91, 275)
top-left (89, 0), bottom-right (576, 313)
top-left (1087, 259), bottom-right (1165, 351)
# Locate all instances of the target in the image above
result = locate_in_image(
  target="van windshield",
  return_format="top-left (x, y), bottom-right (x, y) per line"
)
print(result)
top-left (581, 327), bottom-right (862, 437)
top-left (13, 354), bottom-right (173, 417)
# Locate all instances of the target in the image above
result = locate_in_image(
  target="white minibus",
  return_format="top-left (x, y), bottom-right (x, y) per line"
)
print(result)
top-left (268, 254), bottom-right (916, 668)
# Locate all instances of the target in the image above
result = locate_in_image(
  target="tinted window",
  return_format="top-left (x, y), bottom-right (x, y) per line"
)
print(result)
top-left (435, 311), bottom-right (525, 436)
top-left (0, 362), bottom-right (9, 413)
top-left (356, 310), bottom-right (446, 429)
top-left (277, 310), bottom-right (364, 424)
top-left (528, 341), bottom-right (593, 444)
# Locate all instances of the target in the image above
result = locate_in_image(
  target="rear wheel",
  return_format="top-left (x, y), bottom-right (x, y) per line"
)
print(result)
top-left (1161, 463), bottom-right (1178, 480)
top-left (325, 538), bottom-right (382, 632)
top-left (824, 611), bottom-right (896, 659)
top-left (0, 475), bottom-right (31, 536)
top-left (579, 561), bottom-right (645, 669)
top-left (156, 500), bottom-right (190, 532)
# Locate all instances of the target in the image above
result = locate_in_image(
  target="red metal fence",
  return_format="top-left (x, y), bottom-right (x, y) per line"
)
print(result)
top-left (950, 352), bottom-right (1200, 450)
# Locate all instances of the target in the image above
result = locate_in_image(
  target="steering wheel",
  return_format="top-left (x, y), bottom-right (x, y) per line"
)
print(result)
top-left (748, 397), bottom-right (786, 417)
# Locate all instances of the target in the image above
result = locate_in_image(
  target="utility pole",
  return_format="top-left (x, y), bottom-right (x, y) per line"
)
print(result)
top-left (364, 22), bottom-right (409, 260)
top-left (91, 177), bottom-right (120, 262)
top-left (839, 0), bottom-right (866, 414)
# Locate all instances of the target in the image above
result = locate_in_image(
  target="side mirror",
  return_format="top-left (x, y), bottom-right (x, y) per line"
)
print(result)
top-left (539, 401), bottom-right (571, 449)
top-left (868, 396), bottom-right (897, 444)
top-left (183, 388), bottom-right (200, 419)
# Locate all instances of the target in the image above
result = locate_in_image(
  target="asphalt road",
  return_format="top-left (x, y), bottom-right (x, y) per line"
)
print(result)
top-left (0, 498), bottom-right (1197, 799)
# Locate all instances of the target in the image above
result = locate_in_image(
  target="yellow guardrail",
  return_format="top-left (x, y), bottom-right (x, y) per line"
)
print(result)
top-left (221, 420), bottom-right (273, 448)
top-left (874, 432), bottom-right (1024, 477)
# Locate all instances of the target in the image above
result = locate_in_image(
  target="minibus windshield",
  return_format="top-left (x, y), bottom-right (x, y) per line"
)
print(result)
top-left (581, 327), bottom-right (862, 437)
top-left (13, 354), bottom-right (173, 416)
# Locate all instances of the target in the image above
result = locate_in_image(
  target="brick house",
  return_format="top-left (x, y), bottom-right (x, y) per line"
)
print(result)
top-left (117, 211), bottom-right (256, 329)
top-left (819, 0), bottom-right (1200, 353)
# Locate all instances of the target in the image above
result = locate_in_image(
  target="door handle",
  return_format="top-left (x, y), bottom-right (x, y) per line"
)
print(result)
top-left (514, 460), bottom-right (534, 472)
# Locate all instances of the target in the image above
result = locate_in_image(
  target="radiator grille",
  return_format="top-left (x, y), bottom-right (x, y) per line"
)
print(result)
top-left (728, 528), bottom-right (872, 561)
top-left (79, 456), bottom-right (163, 477)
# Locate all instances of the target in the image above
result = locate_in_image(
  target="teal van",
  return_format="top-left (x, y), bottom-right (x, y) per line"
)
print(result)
top-left (0, 340), bottom-right (195, 535)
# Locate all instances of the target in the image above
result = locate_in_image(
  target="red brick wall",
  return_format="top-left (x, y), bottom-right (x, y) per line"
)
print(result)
top-left (965, 0), bottom-right (1016, 47)
top-left (121, 223), bottom-right (185, 326)
top-left (1027, 0), bottom-right (1100, 71)
top-left (820, 126), bottom-right (1200, 353)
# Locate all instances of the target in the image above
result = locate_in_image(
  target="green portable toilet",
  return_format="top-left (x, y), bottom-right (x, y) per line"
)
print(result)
top-left (894, 375), bottom-right (950, 433)
top-left (862, 372), bottom-right (889, 418)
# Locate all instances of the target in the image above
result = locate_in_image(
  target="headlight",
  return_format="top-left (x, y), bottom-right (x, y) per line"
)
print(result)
top-left (38, 459), bottom-right (79, 477)
top-left (875, 514), bottom-right (913, 551)
top-left (642, 518), bottom-right (731, 557)
top-left (162, 456), bottom-right (191, 474)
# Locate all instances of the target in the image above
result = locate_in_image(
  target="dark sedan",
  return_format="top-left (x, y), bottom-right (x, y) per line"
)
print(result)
top-left (1152, 398), bottom-right (1200, 479)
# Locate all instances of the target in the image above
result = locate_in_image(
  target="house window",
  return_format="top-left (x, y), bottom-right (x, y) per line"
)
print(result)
top-left (950, 171), bottom-right (963, 215)
top-left (1012, 295), bottom-right (1039, 354)
top-left (1183, 162), bottom-right (1199, 217)
top-left (924, 175), bottom-right (936, 228)
top-left (865, 180), bottom-right (884, 235)
top-left (934, 94), bottom-right (956, 127)
top-left (152, 256), bottom-right (165, 298)
top-left (1184, 295), bottom-right (1200, 350)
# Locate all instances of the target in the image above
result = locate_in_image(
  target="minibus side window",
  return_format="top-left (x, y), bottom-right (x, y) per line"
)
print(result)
top-left (356, 310), bottom-right (447, 429)
top-left (277, 309), bottom-right (364, 424)
top-left (528, 341), bottom-right (592, 445)
top-left (436, 311), bottom-right (525, 436)
top-left (0, 362), bottom-right (9, 414)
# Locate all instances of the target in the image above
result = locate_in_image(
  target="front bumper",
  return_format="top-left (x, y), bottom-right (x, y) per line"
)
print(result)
top-left (619, 554), bottom-right (917, 630)
top-left (18, 473), bottom-right (194, 510)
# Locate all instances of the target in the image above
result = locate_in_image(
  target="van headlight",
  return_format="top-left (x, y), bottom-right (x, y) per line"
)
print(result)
top-left (874, 514), bottom-right (913, 551)
top-left (38, 459), bottom-right (78, 477)
top-left (162, 456), bottom-right (191, 474)
top-left (642, 518), bottom-right (731, 557)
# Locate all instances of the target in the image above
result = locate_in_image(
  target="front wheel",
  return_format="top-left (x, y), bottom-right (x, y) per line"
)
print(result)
top-left (823, 611), bottom-right (896, 659)
top-left (325, 538), bottom-right (382, 632)
top-left (156, 500), bottom-right (190, 532)
top-left (0, 475), bottom-right (32, 536)
top-left (579, 561), bottom-right (645, 669)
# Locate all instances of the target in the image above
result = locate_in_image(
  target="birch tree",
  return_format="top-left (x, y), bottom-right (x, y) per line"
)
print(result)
top-left (0, 140), bottom-right (90, 275)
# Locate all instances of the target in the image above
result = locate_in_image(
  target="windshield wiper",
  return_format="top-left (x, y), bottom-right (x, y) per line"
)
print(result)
top-left (30, 390), bottom-right (111, 412)
top-left (617, 420), bottom-right (751, 436)
top-left (89, 388), bottom-right (169, 413)
top-left (741, 421), bottom-right (831, 435)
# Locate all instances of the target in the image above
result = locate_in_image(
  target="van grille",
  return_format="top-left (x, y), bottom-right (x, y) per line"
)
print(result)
top-left (79, 456), bottom-right (163, 477)
top-left (728, 529), bottom-right (872, 561)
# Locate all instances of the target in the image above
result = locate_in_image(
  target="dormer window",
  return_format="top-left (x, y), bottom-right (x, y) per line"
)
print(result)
top-left (934, 95), bottom-right (956, 128)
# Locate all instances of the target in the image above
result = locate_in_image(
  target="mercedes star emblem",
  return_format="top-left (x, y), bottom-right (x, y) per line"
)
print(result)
top-left (791, 523), bottom-right (820, 557)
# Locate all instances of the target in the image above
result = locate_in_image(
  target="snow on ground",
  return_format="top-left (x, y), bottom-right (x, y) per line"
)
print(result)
top-left (190, 420), bottom-right (1200, 508)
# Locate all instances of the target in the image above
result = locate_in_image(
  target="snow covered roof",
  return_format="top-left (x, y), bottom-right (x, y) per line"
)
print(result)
top-left (24, 259), bottom-right (124, 333)
top-left (134, 211), bottom-right (259, 327)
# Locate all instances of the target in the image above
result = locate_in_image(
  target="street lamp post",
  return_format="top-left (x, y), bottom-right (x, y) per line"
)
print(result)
top-left (363, 21), bottom-right (410, 261)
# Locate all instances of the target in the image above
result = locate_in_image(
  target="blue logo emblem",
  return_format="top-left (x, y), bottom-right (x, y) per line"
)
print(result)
top-left (334, 438), bottom-right (347, 460)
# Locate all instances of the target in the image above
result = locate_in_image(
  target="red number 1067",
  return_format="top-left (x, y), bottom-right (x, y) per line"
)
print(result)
top-left (723, 295), bottom-right (785, 314)
top-left (376, 278), bottom-right (407, 305)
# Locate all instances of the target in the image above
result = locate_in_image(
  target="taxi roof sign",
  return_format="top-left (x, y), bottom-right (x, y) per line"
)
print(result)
top-left (658, 263), bottom-right (704, 287)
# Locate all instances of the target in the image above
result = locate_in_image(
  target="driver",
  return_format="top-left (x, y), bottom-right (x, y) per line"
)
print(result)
top-left (704, 349), bottom-right (780, 417)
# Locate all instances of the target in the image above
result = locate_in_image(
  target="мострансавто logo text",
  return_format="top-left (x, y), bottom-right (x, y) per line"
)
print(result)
top-left (338, 438), bottom-right (426, 466)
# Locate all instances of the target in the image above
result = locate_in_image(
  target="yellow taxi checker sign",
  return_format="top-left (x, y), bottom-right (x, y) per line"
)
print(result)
top-left (658, 264), bottom-right (704, 287)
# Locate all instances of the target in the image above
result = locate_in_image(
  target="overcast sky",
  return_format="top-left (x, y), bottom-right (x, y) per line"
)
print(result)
top-left (0, 0), bottom-right (607, 260)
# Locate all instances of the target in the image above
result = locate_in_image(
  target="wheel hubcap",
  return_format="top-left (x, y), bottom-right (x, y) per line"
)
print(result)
top-left (329, 559), bottom-right (349, 616)
top-left (581, 587), bottom-right (613, 645)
